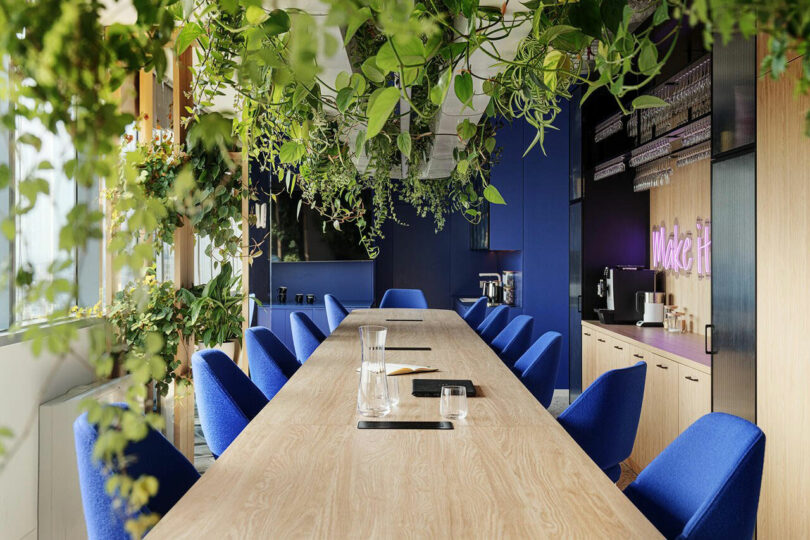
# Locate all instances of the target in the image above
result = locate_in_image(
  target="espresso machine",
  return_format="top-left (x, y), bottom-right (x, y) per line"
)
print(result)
top-left (596, 266), bottom-right (660, 324)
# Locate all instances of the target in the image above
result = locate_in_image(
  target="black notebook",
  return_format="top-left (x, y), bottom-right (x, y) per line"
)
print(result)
top-left (412, 379), bottom-right (477, 397)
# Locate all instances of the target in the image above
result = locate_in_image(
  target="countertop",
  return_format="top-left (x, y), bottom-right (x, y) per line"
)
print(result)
top-left (260, 300), bottom-right (373, 309)
top-left (583, 320), bottom-right (711, 372)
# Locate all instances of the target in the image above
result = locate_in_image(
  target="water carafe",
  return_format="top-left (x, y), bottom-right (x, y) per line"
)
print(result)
top-left (357, 325), bottom-right (391, 417)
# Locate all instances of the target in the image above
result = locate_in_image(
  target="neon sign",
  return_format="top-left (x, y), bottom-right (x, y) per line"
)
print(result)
top-left (652, 218), bottom-right (711, 278)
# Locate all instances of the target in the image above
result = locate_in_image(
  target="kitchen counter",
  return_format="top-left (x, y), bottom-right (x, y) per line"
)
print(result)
top-left (583, 320), bottom-right (711, 372)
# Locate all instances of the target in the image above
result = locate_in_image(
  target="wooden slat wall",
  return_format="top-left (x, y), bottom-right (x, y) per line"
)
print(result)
top-left (648, 158), bottom-right (711, 334)
top-left (757, 57), bottom-right (810, 538)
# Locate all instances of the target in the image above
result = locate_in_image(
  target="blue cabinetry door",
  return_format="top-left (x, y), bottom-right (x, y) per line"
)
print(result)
top-left (489, 120), bottom-right (524, 251)
top-left (311, 309), bottom-right (330, 336)
top-left (270, 308), bottom-right (292, 352)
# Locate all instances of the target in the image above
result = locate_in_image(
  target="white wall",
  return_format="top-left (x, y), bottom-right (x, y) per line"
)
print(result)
top-left (0, 327), bottom-right (96, 540)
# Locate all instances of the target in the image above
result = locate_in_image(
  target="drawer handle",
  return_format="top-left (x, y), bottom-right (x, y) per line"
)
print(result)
top-left (584, 332), bottom-right (591, 336)
top-left (655, 363), bottom-right (668, 370)
top-left (685, 376), bottom-right (700, 382)
top-left (597, 338), bottom-right (606, 343)
top-left (614, 345), bottom-right (623, 350)
top-left (633, 353), bottom-right (644, 359)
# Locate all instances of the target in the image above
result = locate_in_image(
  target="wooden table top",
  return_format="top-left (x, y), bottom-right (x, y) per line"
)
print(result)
top-left (149, 309), bottom-right (660, 538)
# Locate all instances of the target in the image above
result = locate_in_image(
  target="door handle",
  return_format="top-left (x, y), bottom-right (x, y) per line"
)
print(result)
top-left (614, 345), bottom-right (623, 350)
top-left (597, 338), bottom-right (606, 343)
top-left (633, 353), bottom-right (644, 359)
top-left (584, 332), bottom-right (591, 337)
top-left (577, 295), bottom-right (582, 313)
top-left (655, 363), bottom-right (668, 370)
top-left (704, 324), bottom-right (717, 354)
top-left (685, 375), bottom-right (700, 382)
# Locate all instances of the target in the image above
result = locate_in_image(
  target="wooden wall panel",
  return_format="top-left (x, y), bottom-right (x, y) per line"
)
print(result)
top-left (757, 58), bottom-right (810, 538)
top-left (649, 158), bottom-right (711, 334)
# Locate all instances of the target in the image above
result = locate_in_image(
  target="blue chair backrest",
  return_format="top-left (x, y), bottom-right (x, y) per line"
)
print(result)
top-left (462, 297), bottom-right (488, 329)
top-left (379, 288), bottom-right (428, 309)
top-left (514, 331), bottom-right (562, 408)
top-left (290, 311), bottom-right (327, 363)
top-left (476, 305), bottom-right (509, 344)
top-left (324, 294), bottom-right (350, 333)
top-left (192, 349), bottom-right (268, 457)
top-left (74, 405), bottom-right (199, 539)
top-left (624, 412), bottom-right (765, 539)
top-left (490, 315), bottom-right (534, 366)
top-left (558, 361), bottom-right (647, 482)
top-left (245, 326), bottom-right (299, 400)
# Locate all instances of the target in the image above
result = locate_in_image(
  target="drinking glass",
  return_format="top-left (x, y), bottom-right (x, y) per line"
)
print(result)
top-left (357, 325), bottom-right (390, 417)
top-left (439, 385), bottom-right (468, 420)
top-left (387, 376), bottom-right (400, 406)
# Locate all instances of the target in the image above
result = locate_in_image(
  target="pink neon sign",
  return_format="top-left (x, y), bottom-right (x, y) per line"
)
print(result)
top-left (652, 219), bottom-right (711, 278)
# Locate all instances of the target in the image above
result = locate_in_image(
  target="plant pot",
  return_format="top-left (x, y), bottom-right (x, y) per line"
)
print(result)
top-left (195, 339), bottom-right (241, 363)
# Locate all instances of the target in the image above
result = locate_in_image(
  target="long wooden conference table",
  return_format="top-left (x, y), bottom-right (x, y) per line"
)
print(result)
top-left (150, 309), bottom-right (660, 538)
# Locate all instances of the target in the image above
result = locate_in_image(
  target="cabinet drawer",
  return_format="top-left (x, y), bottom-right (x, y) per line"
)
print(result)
top-left (605, 335), bottom-right (630, 371)
top-left (678, 364), bottom-right (711, 433)
top-left (581, 328), bottom-right (597, 391)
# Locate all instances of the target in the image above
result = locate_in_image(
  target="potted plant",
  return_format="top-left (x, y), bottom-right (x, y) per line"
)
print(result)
top-left (180, 262), bottom-right (245, 361)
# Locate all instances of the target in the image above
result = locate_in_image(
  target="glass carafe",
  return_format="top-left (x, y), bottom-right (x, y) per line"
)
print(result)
top-left (357, 325), bottom-right (390, 417)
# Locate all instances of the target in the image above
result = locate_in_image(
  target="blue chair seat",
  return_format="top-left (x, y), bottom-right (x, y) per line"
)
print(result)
top-left (74, 405), bottom-right (199, 539)
top-left (192, 349), bottom-right (268, 457)
top-left (513, 331), bottom-right (562, 408)
top-left (290, 311), bottom-right (327, 363)
top-left (624, 412), bottom-right (765, 539)
top-left (379, 288), bottom-right (428, 309)
top-left (490, 315), bottom-right (534, 367)
top-left (245, 326), bottom-right (300, 400)
top-left (558, 361), bottom-right (647, 482)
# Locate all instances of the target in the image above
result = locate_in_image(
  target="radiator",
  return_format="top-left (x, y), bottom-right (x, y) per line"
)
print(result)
top-left (38, 375), bottom-right (131, 540)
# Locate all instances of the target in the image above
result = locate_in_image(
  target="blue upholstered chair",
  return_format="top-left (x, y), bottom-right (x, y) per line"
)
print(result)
top-left (324, 294), bottom-right (350, 333)
top-left (512, 331), bottom-right (562, 408)
top-left (462, 297), bottom-right (488, 329)
top-left (557, 361), bottom-right (647, 482)
top-left (290, 311), bottom-right (327, 363)
top-left (245, 326), bottom-right (300, 400)
top-left (624, 413), bottom-right (765, 539)
top-left (490, 315), bottom-right (534, 367)
top-left (379, 288), bottom-right (429, 309)
top-left (74, 405), bottom-right (199, 540)
top-left (192, 349), bottom-right (268, 458)
top-left (476, 305), bottom-right (509, 345)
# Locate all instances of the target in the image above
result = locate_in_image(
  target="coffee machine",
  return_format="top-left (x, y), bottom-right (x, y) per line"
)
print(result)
top-left (635, 291), bottom-right (666, 327)
top-left (596, 266), bottom-right (659, 324)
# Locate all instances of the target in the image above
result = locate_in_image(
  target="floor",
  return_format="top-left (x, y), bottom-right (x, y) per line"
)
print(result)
top-left (194, 389), bottom-right (639, 488)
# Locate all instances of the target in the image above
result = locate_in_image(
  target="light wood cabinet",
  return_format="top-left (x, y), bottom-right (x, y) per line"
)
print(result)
top-left (581, 328), bottom-right (597, 390)
top-left (630, 348), bottom-right (679, 470)
top-left (678, 364), bottom-right (711, 433)
top-left (581, 322), bottom-right (712, 474)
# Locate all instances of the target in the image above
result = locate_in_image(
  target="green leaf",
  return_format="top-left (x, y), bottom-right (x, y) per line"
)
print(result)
top-left (484, 137), bottom-right (496, 153)
top-left (349, 73), bottom-right (367, 95)
top-left (1, 217), bottom-right (15, 240)
top-left (638, 41), bottom-right (659, 76)
top-left (483, 184), bottom-right (506, 205)
top-left (361, 57), bottom-right (385, 83)
top-left (355, 130), bottom-right (366, 154)
top-left (600, 0), bottom-right (626, 35)
top-left (265, 10), bottom-right (291, 36)
top-left (376, 36), bottom-right (425, 74)
top-left (336, 87), bottom-right (355, 113)
top-left (652, 1), bottom-right (668, 26)
top-left (18, 133), bottom-right (42, 151)
top-left (632, 95), bottom-right (669, 109)
top-left (538, 25), bottom-right (577, 45)
top-left (279, 141), bottom-right (306, 163)
top-left (0, 164), bottom-right (9, 189)
top-left (430, 68), bottom-right (452, 106)
top-left (245, 5), bottom-right (267, 25)
top-left (568, 0), bottom-right (601, 37)
top-left (456, 118), bottom-right (476, 141)
top-left (456, 159), bottom-right (469, 175)
top-left (365, 87), bottom-right (400, 139)
top-left (344, 7), bottom-right (371, 45)
top-left (396, 132), bottom-right (411, 157)
top-left (175, 22), bottom-right (203, 54)
top-left (335, 71), bottom-right (351, 90)
top-left (454, 71), bottom-right (473, 108)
